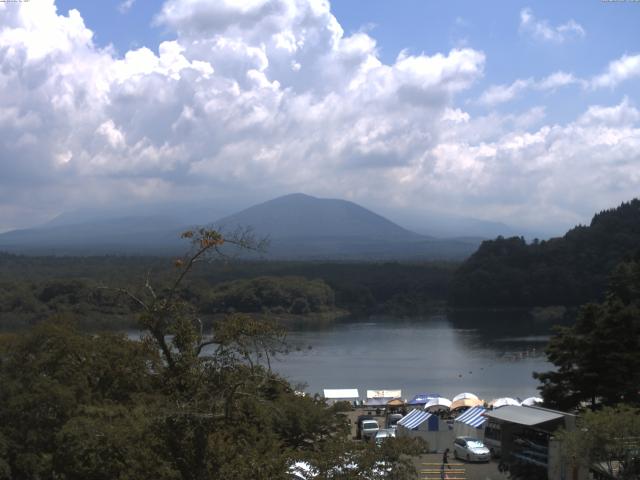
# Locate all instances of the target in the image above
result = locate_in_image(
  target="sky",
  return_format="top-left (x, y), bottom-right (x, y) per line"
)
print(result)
top-left (0, 0), bottom-right (639, 235)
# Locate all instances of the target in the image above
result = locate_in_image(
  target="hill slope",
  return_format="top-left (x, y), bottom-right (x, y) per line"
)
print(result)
top-left (214, 193), bottom-right (479, 260)
top-left (450, 199), bottom-right (640, 307)
top-left (215, 193), bottom-right (424, 241)
top-left (0, 193), bottom-right (481, 260)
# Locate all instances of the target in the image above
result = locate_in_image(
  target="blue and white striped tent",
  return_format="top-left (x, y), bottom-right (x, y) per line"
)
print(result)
top-left (397, 409), bottom-right (438, 431)
top-left (456, 406), bottom-right (487, 428)
top-left (453, 406), bottom-right (487, 439)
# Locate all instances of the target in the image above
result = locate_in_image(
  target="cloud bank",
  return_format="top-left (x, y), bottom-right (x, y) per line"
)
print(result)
top-left (0, 0), bottom-right (638, 234)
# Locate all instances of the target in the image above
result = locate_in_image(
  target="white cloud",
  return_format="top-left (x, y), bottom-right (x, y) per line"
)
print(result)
top-left (0, 0), bottom-right (638, 234)
top-left (478, 71), bottom-right (577, 106)
top-left (590, 53), bottom-right (640, 89)
top-left (117, 0), bottom-right (136, 14)
top-left (478, 79), bottom-right (533, 106)
top-left (519, 7), bottom-right (585, 44)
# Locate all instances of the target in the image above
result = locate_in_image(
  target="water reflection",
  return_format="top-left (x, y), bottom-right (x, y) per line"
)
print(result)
top-left (273, 314), bottom-right (557, 402)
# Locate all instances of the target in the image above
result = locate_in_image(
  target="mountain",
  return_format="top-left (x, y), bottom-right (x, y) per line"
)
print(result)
top-left (450, 198), bottom-right (640, 307)
top-left (0, 216), bottom-right (185, 255)
top-left (213, 193), bottom-right (480, 260)
top-left (0, 193), bottom-right (482, 260)
top-left (215, 193), bottom-right (423, 241)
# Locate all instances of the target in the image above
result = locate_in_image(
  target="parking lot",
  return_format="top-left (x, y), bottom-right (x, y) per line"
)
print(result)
top-left (413, 454), bottom-right (506, 480)
top-left (345, 410), bottom-right (507, 480)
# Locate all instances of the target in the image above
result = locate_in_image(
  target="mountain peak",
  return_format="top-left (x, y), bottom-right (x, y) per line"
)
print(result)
top-left (216, 193), bottom-right (422, 241)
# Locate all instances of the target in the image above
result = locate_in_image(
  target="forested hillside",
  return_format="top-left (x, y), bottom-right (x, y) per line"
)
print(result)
top-left (450, 199), bottom-right (640, 307)
top-left (0, 254), bottom-right (454, 329)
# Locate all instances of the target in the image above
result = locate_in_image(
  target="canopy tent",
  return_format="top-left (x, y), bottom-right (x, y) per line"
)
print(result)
top-left (451, 397), bottom-right (484, 410)
top-left (365, 390), bottom-right (402, 407)
top-left (397, 407), bottom-right (453, 452)
top-left (397, 409), bottom-right (437, 431)
top-left (407, 393), bottom-right (441, 406)
top-left (455, 406), bottom-right (488, 428)
top-left (386, 398), bottom-right (405, 408)
top-left (452, 392), bottom-right (480, 402)
top-left (490, 397), bottom-right (521, 408)
top-left (453, 406), bottom-right (488, 440)
top-left (323, 389), bottom-right (359, 401)
top-left (367, 390), bottom-right (401, 399)
top-left (424, 397), bottom-right (452, 412)
top-left (521, 397), bottom-right (543, 406)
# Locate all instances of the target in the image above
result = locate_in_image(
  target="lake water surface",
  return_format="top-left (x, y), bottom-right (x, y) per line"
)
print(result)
top-left (272, 312), bottom-right (556, 402)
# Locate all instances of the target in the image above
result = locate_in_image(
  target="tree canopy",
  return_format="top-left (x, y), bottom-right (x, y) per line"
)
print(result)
top-left (450, 199), bottom-right (640, 307)
top-left (0, 229), bottom-right (424, 479)
top-left (534, 255), bottom-right (640, 411)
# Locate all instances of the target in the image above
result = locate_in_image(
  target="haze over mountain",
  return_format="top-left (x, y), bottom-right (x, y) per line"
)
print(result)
top-left (0, 193), bottom-right (489, 260)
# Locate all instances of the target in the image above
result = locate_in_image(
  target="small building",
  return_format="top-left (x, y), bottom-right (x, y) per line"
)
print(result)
top-left (484, 405), bottom-right (580, 480)
top-left (396, 409), bottom-right (454, 453)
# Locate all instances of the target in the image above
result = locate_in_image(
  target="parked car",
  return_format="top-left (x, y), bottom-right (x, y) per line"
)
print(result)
top-left (356, 415), bottom-right (375, 439)
top-left (453, 436), bottom-right (491, 462)
top-left (360, 419), bottom-right (380, 441)
top-left (374, 428), bottom-right (396, 446)
top-left (385, 413), bottom-right (403, 430)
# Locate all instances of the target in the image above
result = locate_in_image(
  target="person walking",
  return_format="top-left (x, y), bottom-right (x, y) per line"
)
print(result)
top-left (441, 448), bottom-right (452, 479)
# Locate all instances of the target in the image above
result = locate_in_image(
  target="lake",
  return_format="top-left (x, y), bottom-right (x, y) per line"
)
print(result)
top-left (272, 311), bottom-right (557, 402)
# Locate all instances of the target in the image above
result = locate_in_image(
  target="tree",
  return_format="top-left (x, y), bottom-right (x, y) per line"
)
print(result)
top-left (557, 405), bottom-right (640, 479)
top-left (534, 256), bottom-right (640, 410)
top-left (0, 228), bottom-right (422, 479)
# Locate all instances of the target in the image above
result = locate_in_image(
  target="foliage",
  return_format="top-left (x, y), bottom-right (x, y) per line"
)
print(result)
top-left (0, 229), bottom-right (421, 479)
top-left (0, 255), bottom-right (455, 330)
top-left (451, 199), bottom-right (640, 307)
top-left (534, 256), bottom-right (640, 410)
top-left (204, 276), bottom-right (335, 314)
top-left (557, 405), bottom-right (640, 480)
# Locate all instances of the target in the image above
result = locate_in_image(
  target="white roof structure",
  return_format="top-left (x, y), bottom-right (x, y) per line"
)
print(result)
top-left (485, 406), bottom-right (568, 426)
top-left (323, 389), bottom-right (359, 400)
top-left (521, 397), bottom-right (543, 406)
top-left (490, 397), bottom-right (521, 408)
top-left (424, 397), bottom-right (452, 410)
top-left (452, 392), bottom-right (479, 402)
top-left (366, 389), bottom-right (402, 399)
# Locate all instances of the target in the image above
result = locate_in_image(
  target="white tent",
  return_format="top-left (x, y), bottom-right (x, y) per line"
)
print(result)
top-left (453, 406), bottom-right (487, 440)
top-left (366, 389), bottom-right (402, 399)
top-left (323, 389), bottom-right (359, 401)
top-left (424, 397), bottom-right (452, 412)
top-left (521, 397), bottom-right (543, 406)
top-left (452, 392), bottom-right (479, 402)
top-left (490, 397), bottom-right (521, 408)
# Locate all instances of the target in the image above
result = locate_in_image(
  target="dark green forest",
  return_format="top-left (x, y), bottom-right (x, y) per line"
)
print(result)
top-left (0, 253), bottom-right (454, 330)
top-left (450, 199), bottom-right (640, 307)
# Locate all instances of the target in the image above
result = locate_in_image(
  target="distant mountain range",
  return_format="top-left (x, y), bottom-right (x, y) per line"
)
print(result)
top-left (0, 193), bottom-right (498, 260)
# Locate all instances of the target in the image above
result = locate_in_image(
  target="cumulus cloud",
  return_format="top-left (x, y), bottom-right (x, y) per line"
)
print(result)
top-left (519, 7), bottom-right (585, 44)
top-left (590, 53), bottom-right (640, 89)
top-left (0, 0), bottom-right (638, 234)
top-left (478, 71), bottom-right (578, 106)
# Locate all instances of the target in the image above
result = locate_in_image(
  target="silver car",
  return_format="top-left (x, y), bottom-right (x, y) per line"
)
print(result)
top-left (453, 436), bottom-right (491, 462)
top-left (374, 428), bottom-right (396, 446)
